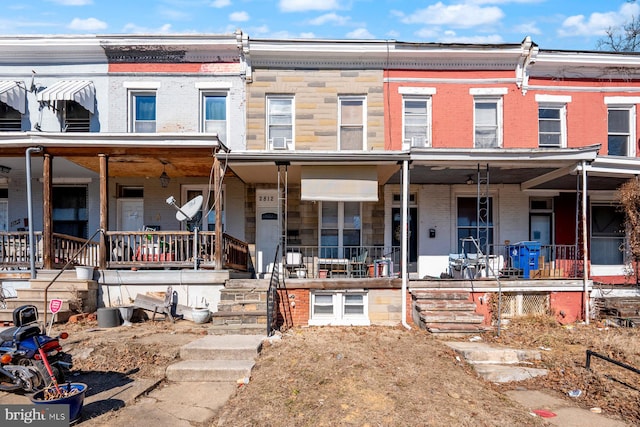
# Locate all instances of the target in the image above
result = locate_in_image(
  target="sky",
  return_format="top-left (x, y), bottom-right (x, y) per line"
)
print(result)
top-left (2, 0), bottom-right (638, 51)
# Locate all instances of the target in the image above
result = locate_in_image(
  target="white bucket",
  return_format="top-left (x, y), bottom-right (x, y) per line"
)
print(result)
top-left (192, 308), bottom-right (211, 324)
top-left (75, 266), bottom-right (94, 280)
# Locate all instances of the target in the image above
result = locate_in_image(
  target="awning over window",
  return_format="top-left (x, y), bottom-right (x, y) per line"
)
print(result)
top-left (0, 81), bottom-right (26, 114)
top-left (37, 80), bottom-right (95, 113)
top-left (301, 166), bottom-right (379, 202)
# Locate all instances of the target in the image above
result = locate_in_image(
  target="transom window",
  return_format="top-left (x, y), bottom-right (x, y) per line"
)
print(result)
top-left (403, 96), bottom-right (431, 148)
top-left (0, 102), bottom-right (21, 131)
top-left (339, 96), bottom-right (365, 150)
top-left (130, 92), bottom-right (156, 133)
top-left (202, 94), bottom-right (227, 143)
top-left (267, 96), bottom-right (293, 149)
top-left (474, 97), bottom-right (502, 148)
top-left (608, 107), bottom-right (633, 156)
top-left (319, 201), bottom-right (361, 259)
top-left (309, 291), bottom-right (369, 326)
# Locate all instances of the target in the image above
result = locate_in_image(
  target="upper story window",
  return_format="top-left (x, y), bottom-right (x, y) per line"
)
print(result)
top-left (130, 92), bottom-right (156, 133)
top-left (536, 95), bottom-right (570, 148)
top-left (62, 101), bottom-right (90, 132)
top-left (267, 96), bottom-right (293, 150)
top-left (339, 96), bottom-right (366, 150)
top-left (400, 87), bottom-right (435, 149)
top-left (0, 102), bottom-right (21, 131)
top-left (202, 94), bottom-right (227, 143)
top-left (470, 88), bottom-right (506, 148)
top-left (604, 97), bottom-right (638, 157)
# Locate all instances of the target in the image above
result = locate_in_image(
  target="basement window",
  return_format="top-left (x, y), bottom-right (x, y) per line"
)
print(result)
top-left (309, 290), bottom-right (370, 326)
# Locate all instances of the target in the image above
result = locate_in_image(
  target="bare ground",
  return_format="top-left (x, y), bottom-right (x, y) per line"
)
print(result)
top-left (52, 314), bottom-right (639, 426)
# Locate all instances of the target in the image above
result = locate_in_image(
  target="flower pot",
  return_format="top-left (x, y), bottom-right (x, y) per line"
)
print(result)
top-left (192, 307), bottom-right (211, 324)
top-left (75, 266), bottom-right (94, 280)
top-left (31, 382), bottom-right (88, 423)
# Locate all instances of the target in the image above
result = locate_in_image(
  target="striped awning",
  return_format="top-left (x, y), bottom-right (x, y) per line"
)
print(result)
top-left (37, 80), bottom-right (95, 113)
top-left (0, 81), bottom-right (26, 114)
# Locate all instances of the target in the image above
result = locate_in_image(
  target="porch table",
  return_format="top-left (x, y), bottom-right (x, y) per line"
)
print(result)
top-left (316, 258), bottom-right (350, 278)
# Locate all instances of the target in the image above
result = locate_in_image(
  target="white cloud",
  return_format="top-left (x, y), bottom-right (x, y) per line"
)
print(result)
top-left (68, 17), bottom-right (107, 31)
top-left (300, 32), bottom-right (316, 38)
top-left (439, 33), bottom-right (505, 44)
top-left (308, 13), bottom-right (350, 26)
top-left (513, 22), bottom-right (541, 36)
top-left (559, 3), bottom-right (640, 37)
top-left (122, 23), bottom-right (173, 33)
top-left (210, 0), bottom-right (230, 7)
top-left (279, 0), bottom-right (343, 13)
top-left (229, 11), bottom-right (249, 22)
top-left (158, 7), bottom-right (191, 21)
top-left (46, 0), bottom-right (93, 5)
top-left (400, 2), bottom-right (504, 29)
top-left (346, 28), bottom-right (374, 39)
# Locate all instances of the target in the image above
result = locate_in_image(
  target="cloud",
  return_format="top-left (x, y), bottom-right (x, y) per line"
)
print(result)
top-left (158, 7), bottom-right (191, 21)
top-left (68, 17), bottom-right (107, 31)
top-left (122, 23), bottom-right (173, 33)
top-left (229, 11), bottom-right (249, 22)
top-left (308, 13), bottom-right (350, 26)
top-left (513, 22), bottom-right (541, 36)
top-left (346, 28), bottom-right (374, 39)
top-left (210, 0), bottom-right (230, 7)
top-left (46, 0), bottom-right (93, 5)
top-left (559, 2), bottom-right (640, 37)
top-left (279, 0), bottom-right (343, 12)
top-left (399, 2), bottom-right (504, 29)
top-left (439, 32), bottom-right (505, 44)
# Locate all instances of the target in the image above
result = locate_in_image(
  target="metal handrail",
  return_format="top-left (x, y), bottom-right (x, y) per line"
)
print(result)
top-left (266, 244), bottom-right (281, 337)
top-left (586, 349), bottom-right (640, 376)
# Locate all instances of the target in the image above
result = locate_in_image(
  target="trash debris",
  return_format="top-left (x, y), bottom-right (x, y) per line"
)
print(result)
top-left (532, 409), bottom-right (556, 418)
top-left (538, 346), bottom-right (551, 351)
top-left (469, 335), bottom-right (482, 342)
top-left (590, 407), bottom-right (602, 414)
top-left (236, 377), bottom-right (250, 387)
top-left (455, 356), bottom-right (461, 362)
top-left (568, 389), bottom-right (582, 398)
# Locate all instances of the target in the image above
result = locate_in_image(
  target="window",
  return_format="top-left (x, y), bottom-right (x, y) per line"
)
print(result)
top-left (309, 291), bottom-right (369, 326)
top-left (0, 102), bottom-right (21, 131)
top-left (53, 186), bottom-right (88, 239)
top-left (403, 97), bottom-right (431, 148)
top-left (131, 92), bottom-right (156, 133)
top-left (202, 94), bottom-right (227, 143)
top-left (474, 97), bottom-right (501, 148)
top-left (62, 101), bottom-right (90, 132)
top-left (267, 96), bottom-right (293, 149)
top-left (591, 204), bottom-right (624, 265)
top-left (0, 188), bottom-right (7, 231)
top-left (182, 185), bottom-right (225, 232)
top-left (608, 107), bottom-right (633, 156)
top-left (457, 197), bottom-right (494, 253)
top-left (319, 201), bottom-right (361, 259)
top-left (538, 106), bottom-right (565, 147)
top-left (339, 96), bottom-right (365, 150)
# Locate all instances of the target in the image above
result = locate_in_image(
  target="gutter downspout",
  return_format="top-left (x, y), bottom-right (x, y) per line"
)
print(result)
top-left (401, 159), bottom-right (411, 330)
top-left (26, 146), bottom-right (43, 279)
top-left (581, 160), bottom-right (589, 324)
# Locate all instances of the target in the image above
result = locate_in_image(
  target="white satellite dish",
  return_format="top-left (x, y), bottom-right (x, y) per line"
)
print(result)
top-left (166, 195), bottom-right (203, 222)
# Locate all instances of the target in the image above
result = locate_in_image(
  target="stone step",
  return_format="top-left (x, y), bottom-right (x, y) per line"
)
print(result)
top-left (179, 334), bottom-right (263, 361)
top-left (412, 290), bottom-right (470, 300)
top-left (419, 311), bottom-right (484, 324)
top-left (207, 324), bottom-right (267, 335)
top-left (17, 288), bottom-right (91, 300)
top-left (217, 301), bottom-right (268, 312)
top-left (415, 299), bottom-right (477, 312)
top-left (473, 364), bottom-right (548, 383)
top-left (219, 291), bottom-right (267, 303)
top-left (423, 323), bottom-right (489, 334)
top-left (4, 298), bottom-right (76, 312)
top-left (445, 342), bottom-right (541, 364)
top-left (211, 310), bottom-right (268, 326)
top-left (28, 278), bottom-right (98, 291)
top-left (224, 279), bottom-right (270, 290)
top-left (166, 359), bottom-right (255, 382)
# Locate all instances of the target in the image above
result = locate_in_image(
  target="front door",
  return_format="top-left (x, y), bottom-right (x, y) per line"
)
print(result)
top-left (256, 190), bottom-right (279, 277)
top-left (392, 207), bottom-right (417, 273)
top-left (117, 199), bottom-right (144, 231)
top-left (52, 186), bottom-right (88, 238)
top-left (530, 213), bottom-right (552, 261)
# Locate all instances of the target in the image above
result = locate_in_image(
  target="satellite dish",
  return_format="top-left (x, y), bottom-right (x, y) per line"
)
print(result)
top-left (176, 195), bottom-right (203, 222)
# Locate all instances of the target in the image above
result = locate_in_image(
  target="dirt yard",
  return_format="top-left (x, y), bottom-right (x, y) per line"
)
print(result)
top-left (52, 314), bottom-right (639, 426)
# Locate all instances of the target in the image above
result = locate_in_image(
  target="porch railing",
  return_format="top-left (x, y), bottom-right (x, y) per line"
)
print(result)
top-left (281, 246), bottom-right (400, 279)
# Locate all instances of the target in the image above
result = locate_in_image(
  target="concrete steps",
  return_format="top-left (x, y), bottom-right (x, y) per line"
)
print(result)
top-left (166, 334), bottom-right (264, 383)
top-left (210, 279), bottom-right (270, 333)
top-left (445, 341), bottom-right (548, 383)
top-left (412, 290), bottom-right (488, 335)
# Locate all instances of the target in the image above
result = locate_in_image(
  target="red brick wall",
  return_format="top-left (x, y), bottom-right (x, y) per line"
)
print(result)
top-left (549, 291), bottom-right (584, 324)
top-left (278, 289), bottom-right (309, 327)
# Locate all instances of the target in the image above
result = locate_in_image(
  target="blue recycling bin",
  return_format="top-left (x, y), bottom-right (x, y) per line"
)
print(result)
top-left (507, 241), bottom-right (541, 279)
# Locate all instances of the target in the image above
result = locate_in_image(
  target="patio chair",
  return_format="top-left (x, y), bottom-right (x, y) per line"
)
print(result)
top-left (350, 249), bottom-right (368, 278)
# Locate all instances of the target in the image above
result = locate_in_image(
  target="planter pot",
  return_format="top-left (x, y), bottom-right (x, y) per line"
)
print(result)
top-left (75, 266), bottom-right (94, 280)
top-left (192, 308), bottom-right (211, 324)
top-left (31, 382), bottom-right (88, 423)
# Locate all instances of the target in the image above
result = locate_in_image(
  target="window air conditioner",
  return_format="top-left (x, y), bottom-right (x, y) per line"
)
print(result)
top-left (271, 137), bottom-right (287, 149)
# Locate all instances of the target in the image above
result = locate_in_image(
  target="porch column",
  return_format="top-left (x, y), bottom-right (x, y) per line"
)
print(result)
top-left (581, 161), bottom-right (589, 324)
top-left (99, 154), bottom-right (108, 270)
top-left (42, 153), bottom-right (53, 270)
top-left (214, 155), bottom-right (223, 269)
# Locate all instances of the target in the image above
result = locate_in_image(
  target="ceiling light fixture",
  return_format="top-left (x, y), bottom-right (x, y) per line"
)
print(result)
top-left (466, 175), bottom-right (474, 185)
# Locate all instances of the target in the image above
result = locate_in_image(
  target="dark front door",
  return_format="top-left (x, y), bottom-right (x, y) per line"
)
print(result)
top-left (392, 207), bottom-right (417, 272)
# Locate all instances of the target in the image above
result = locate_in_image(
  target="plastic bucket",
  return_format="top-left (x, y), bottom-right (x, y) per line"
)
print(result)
top-left (75, 266), bottom-right (94, 280)
top-left (97, 307), bottom-right (121, 328)
top-left (31, 383), bottom-right (88, 423)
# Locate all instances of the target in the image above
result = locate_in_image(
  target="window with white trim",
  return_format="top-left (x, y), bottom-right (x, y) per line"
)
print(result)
top-left (202, 93), bottom-right (227, 143)
top-left (319, 201), bottom-right (361, 259)
top-left (309, 290), bottom-right (369, 326)
top-left (403, 96), bottom-right (431, 148)
top-left (538, 105), bottom-right (566, 147)
top-left (591, 203), bottom-right (625, 265)
top-left (473, 97), bottom-right (502, 148)
top-left (267, 96), bottom-right (293, 150)
top-left (608, 107), bottom-right (634, 156)
top-left (339, 96), bottom-right (365, 150)
top-left (130, 92), bottom-right (156, 133)
top-left (0, 102), bottom-right (21, 131)
top-left (457, 196), bottom-right (494, 253)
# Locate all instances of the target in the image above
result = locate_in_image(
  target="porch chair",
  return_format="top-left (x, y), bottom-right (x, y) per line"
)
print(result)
top-left (350, 249), bottom-right (368, 278)
top-left (152, 286), bottom-right (176, 323)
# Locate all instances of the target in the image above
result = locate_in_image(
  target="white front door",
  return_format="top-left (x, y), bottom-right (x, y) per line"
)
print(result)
top-left (256, 190), bottom-right (279, 277)
top-left (118, 199), bottom-right (144, 231)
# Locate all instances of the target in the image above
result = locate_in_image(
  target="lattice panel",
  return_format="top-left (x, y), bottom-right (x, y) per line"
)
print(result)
top-left (500, 293), bottom-right (549, 318)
